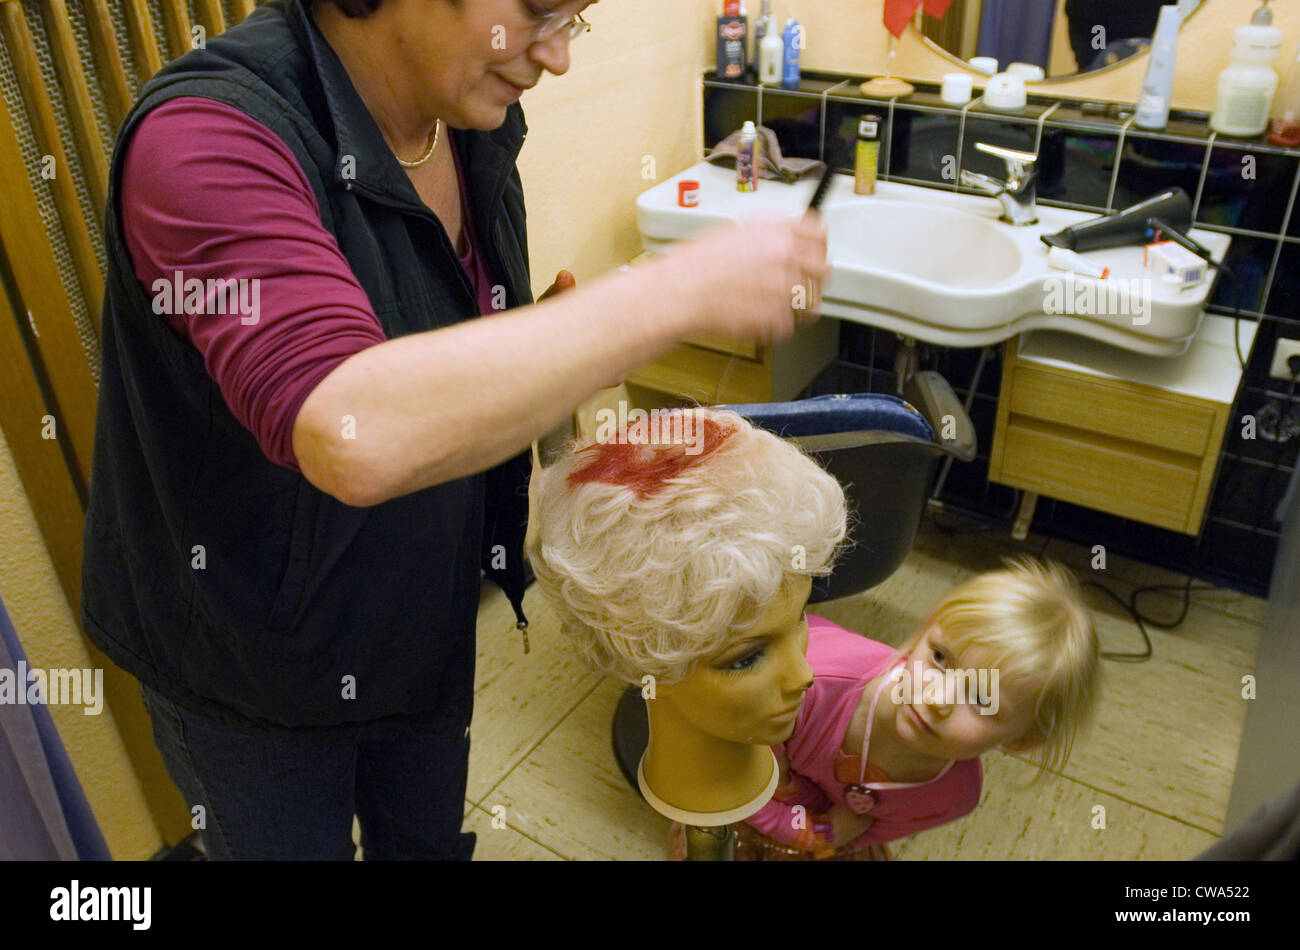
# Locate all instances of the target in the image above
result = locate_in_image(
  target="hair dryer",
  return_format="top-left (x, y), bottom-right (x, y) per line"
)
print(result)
top-left (1040, 188), bottom-right (1193, 252)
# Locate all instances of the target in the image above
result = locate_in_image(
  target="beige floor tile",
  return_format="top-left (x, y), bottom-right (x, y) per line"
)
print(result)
top-left (1047, 596), bottom-right (1259, 833)
top-left (469, 583), bottom-right (602, 802)
top-left (810, 546), bottom-right (967, 649)
top-left (918, 503), bottom-right (1054, 561)
top-left (892, 751), bottom-right (1219, 859)
top-left (464, 804), bottom-right (566, 861)
top-left (1043, 535), bottom-right (1269, 626)
top-left (486, 678), bottom-right (671, 860)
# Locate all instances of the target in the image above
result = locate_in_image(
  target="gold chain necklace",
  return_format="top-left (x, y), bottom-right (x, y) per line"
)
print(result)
top-left (396, 119), bottom-right (441, 168)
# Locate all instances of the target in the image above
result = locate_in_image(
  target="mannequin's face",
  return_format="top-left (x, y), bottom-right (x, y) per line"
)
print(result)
top-left (656, 575), bottom-right (815, 746)
top-left (886, 623), bottom-right (1041, 760)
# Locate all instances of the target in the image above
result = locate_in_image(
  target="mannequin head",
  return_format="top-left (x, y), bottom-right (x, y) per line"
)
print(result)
top-left (526, 406), bottom-right (848, 814)
top-left (526, 406), bottom-right (847, 691)
top-left (654, 571), bottom-right (815, 748)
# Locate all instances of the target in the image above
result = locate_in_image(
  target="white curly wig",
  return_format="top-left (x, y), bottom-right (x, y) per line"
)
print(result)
top-left (525, 406), bottom-right (849, 685)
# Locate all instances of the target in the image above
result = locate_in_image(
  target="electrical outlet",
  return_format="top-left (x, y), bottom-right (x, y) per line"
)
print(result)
top-left (1270, 339), bottom-right (1300, 380)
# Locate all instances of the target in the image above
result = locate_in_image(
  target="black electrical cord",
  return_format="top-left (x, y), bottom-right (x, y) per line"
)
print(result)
top-left (1213, 263), bottom-right (1248, 373)
top-left (1082, 574), bottom-right (1205, 662)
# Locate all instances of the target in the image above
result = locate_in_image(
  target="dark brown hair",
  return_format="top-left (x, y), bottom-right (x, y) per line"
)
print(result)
top-left (327, 0), bottom-right (461, 16)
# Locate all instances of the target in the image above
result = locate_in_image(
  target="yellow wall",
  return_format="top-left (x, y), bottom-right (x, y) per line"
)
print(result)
top-left (518, 0), bottom-right (714, 295)
top-left (0, 427), bottom-right (162, 859)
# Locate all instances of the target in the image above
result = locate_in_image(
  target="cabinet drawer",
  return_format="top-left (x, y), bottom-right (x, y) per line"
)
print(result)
top-left (681, 332), bottom-right (761, 360)
top-left (1010, 363), bottom-right (1214, 457)
top-left (1000, 420), bottom-right (1198, 532)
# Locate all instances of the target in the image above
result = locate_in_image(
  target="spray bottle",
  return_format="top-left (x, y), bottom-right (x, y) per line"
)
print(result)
top-left (781, 17), bottom-right (801, 90)
top-left (736, 120), bottom-right (760, 192)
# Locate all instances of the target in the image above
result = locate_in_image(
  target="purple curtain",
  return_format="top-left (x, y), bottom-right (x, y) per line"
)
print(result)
top-left (976, 0), bottom-right (1057, 70)
top-left (0, 590), bottom-right (111, 860)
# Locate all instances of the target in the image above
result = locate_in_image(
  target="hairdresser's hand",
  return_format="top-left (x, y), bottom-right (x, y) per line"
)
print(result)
top-left (539, 271), bottom-right (623, 390)
top-left (662, 211), bottom-right (830, 345)
top-left (826, 802), bottom-right (875, 849)
top-left (537, 269), bottom-right (575, 302)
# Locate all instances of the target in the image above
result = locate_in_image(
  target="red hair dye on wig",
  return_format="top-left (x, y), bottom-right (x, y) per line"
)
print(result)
top-left (567, 413), bottom-right (737, 498)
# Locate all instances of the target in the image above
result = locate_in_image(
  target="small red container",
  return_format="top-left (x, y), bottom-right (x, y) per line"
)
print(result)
top-left (678, 180), bottom-right (700, 207)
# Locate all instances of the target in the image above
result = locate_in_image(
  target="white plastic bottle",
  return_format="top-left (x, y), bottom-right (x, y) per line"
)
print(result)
top-left (759, 15), bottom-right (783, 85)
top-left (1134, 4), bottom-right (1181, 130)
top-left (1210, 18), bottom-right (1283, 137)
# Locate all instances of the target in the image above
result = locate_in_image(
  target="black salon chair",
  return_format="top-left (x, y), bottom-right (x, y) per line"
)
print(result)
top-left (610, 371), bottom-right (978, 791)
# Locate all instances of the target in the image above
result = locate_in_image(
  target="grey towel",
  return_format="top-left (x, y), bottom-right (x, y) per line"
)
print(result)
top-left (706, 125), bottom-right (826, 184)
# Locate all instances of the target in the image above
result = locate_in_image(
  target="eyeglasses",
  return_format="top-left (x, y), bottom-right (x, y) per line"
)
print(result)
top-left (520, 1), bottom-right (591, 44)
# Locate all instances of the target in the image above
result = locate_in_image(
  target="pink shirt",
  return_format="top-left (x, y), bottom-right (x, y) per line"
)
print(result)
top-left (121, 96), bottom-right (499, 472)
top-left (746, 613), bottom-right (983, 849)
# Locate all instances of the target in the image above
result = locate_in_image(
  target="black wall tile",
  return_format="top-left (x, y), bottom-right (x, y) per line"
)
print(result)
top-left (1266, 241), bottom-right (1300, 321)
top-left (837, 321), bottom-right (873, 366)
top-left (1198, 147), bottom-right (1298, 234)
top-left (824, 100), bottom-right (889, 175)
top-left (1211, 454), bottom-right (1293, 526)
top-left (937, 345), bottom-right (1003, 400)
top-left (704, 85), bottom-right (758, 150)
top-left (1201, 520), bottom-right (1280, 583)
top-left (1209, 234), bottom-right (1278, 313)
top-left (1113, 135), bottom-right (1205, 212)
top-left (941, 452), bottom-right (992, 506)
top-left (758, 90), bottom-right (823, 162)
top-left (1037, 128), bottom-right (1117, 209)
top-left (888, 108), bottom-right (960, 184)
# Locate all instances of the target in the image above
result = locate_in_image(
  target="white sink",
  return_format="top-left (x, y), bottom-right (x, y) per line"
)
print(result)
top-left (636, 161), bottom-right (1231, 357)
top-left (828, 201), bottom-right (1023, 288)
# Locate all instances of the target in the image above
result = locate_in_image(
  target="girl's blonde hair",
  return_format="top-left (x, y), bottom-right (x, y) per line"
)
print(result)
top-left (525, 406), bottom-right (849, 685)
top-left (918, 556), bottom-right (1100, 776)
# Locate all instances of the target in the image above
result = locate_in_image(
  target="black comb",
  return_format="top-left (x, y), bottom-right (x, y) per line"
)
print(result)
top-left (807, 165), bottom-right (835, 211)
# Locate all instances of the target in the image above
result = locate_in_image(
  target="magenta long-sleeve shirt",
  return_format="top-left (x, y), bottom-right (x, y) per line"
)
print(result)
top-left (121, 96), bottom-right (499, 472)
top-left (746, 614), bottom-right (984, 849)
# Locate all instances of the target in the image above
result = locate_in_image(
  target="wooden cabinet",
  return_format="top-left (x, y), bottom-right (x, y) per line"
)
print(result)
top-left (620, 252), bottom-right (839, 405)
top-left (990, 317), bottom-right (1255, 536)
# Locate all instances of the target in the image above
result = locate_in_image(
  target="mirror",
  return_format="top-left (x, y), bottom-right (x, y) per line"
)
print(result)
top-left (917, 0), bottom-right (1201, 80)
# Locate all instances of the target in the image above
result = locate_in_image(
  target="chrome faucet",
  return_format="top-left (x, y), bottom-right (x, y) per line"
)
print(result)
top-left (959, 142), bottom-right (1038, 226)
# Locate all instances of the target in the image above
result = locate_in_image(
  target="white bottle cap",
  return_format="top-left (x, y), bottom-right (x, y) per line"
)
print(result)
top-left (941, 73), bottom-right (974, 104)
top-left (968, 56), bottom-right (999, 75)
top-left (1007, 62), bottom-right (1045, 83)
top-left (982, 72), bottom-right (1028, 110)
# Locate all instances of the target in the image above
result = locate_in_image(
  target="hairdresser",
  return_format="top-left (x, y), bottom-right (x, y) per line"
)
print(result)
top-left (80, 0), bottom-right (829, 860)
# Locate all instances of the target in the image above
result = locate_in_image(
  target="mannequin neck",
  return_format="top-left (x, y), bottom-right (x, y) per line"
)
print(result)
top-left (641, 696), bottom-right (778, 821)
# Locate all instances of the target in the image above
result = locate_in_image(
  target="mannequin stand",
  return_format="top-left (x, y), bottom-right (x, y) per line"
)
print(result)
top-left (684, 824), bottom-right (735, 861)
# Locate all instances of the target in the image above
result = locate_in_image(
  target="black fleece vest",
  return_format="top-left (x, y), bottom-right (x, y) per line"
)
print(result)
top-left (81, 0), bottom-right (532, 731)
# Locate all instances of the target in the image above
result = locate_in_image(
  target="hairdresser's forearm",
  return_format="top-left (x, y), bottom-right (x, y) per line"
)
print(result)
top-left (293, 262), bottom-right (698, 506)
